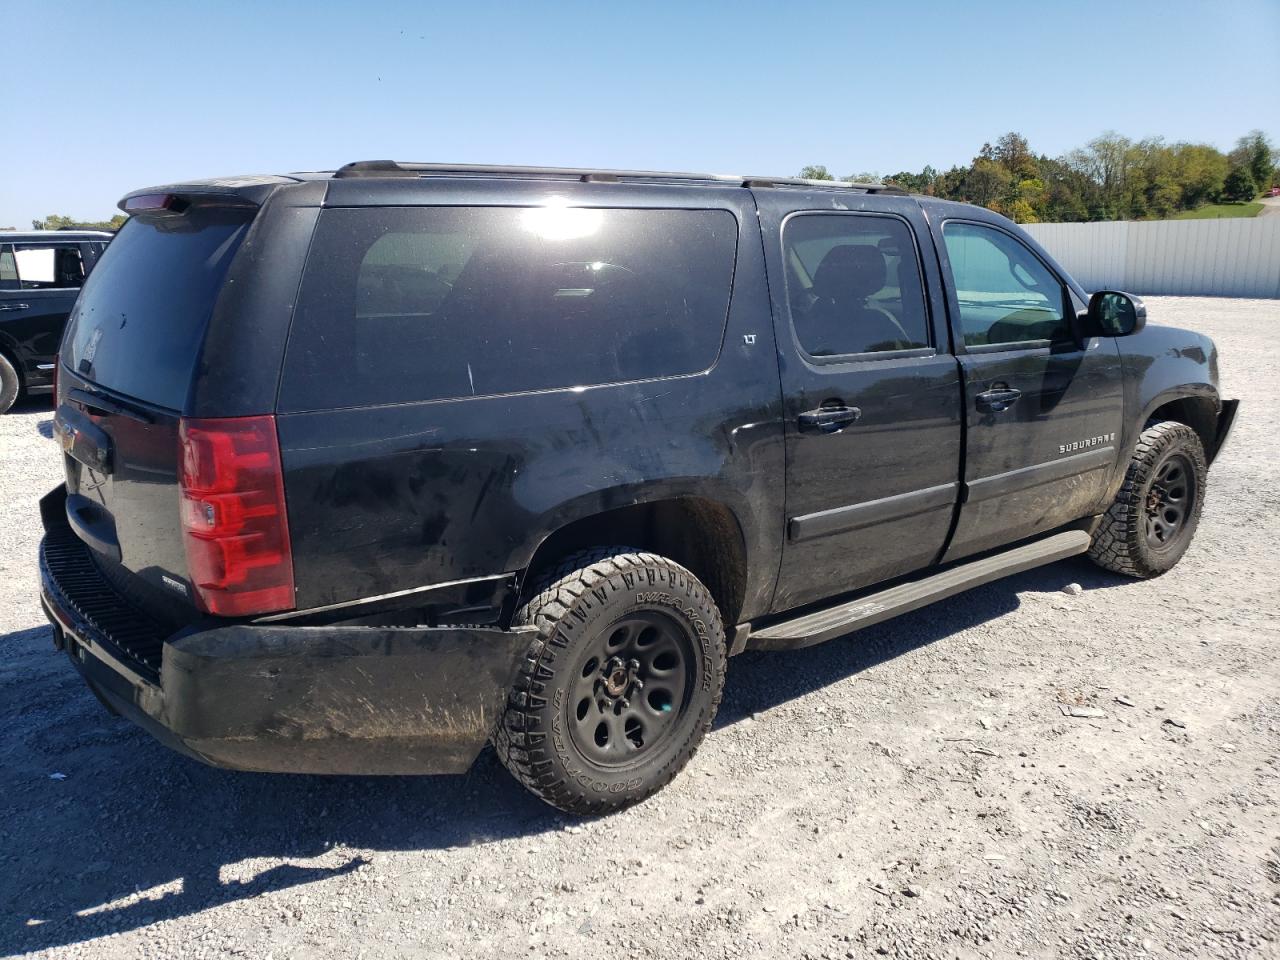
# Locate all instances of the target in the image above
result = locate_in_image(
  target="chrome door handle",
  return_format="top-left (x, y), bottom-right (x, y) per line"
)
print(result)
top-left (0, 303), bottom-right (30, 311)
top-left (798, 404), bottom-right (862, 432)
top-left (976, 386), bottom-right (1022, 412)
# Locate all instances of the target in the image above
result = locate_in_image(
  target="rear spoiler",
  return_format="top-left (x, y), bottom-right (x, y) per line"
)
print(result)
top-left (118, 176), bottom-right (298, 215)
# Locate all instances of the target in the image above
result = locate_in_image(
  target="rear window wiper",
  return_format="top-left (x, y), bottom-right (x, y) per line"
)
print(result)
top-left (66, 387), bottom-right (154, 424)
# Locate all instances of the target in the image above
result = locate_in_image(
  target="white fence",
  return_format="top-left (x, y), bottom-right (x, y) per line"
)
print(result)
top-left (1023, 217), bottom-right (1280, 299)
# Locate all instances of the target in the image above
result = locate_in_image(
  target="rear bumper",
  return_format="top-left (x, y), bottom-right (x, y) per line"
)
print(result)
top-left (39, 489), bottom-right (532, 775)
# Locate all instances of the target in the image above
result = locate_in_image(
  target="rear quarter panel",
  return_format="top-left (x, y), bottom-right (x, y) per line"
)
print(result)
top-left (276, 183), bottom-right (785, 620)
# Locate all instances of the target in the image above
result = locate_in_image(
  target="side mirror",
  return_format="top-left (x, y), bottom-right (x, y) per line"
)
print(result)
top-left (1085, 290), bottom-right (1147, 337)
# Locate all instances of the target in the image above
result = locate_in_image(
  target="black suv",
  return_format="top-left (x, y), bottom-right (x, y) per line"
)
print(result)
top-left (39, 163), bottom-right (1237, 813)
top-left (0, 230), bottom-right (112, 412)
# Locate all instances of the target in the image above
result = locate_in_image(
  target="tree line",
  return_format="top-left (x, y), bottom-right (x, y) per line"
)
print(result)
top-left (25, 213), bottom-right (129, 231)
top-left (800, 129), bottom-right (1276, 223)
top-left (9, 131), bottom-right (1275, 231)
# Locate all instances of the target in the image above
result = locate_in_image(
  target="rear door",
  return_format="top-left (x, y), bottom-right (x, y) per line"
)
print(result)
top-left (932, 217), bottom-right (1124, 560)
top-left (757, 191), bottom-right (964, 613)
top-left (1, 241), bottom-right (87, 383)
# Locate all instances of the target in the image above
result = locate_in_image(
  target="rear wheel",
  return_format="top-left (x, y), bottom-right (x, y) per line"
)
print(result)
top-left (494, 548), bottom-right (726, 815)
top-left (1089, 420), bottom-right (1207, 578)
top-left (0, 352), bottom-right (19, 414)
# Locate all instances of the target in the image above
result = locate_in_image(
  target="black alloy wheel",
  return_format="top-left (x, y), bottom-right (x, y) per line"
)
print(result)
top-left (566, 611), bottom-right (695, 768)
top-left (1089, 419), bottom-right (1208, 578)
top-left (1144, 451), bottom-right (1198, 552)
top-left (494, 548), bottom-right (726, 815)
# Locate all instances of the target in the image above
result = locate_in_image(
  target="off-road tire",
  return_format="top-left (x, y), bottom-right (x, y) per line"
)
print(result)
top-left (1089, 420), bottom-right (1207, 578)
top-left (0, 352), bottom-right (19, 414)
top-left (493, 548), bottom-right (726, 815)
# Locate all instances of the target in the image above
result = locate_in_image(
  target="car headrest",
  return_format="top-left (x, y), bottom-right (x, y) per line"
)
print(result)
top-left (812, 244), bottom-right (886, 303)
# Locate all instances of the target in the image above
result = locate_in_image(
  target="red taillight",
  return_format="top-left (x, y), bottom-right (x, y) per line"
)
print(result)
top-left (178, 415), bottom-right (295, 617)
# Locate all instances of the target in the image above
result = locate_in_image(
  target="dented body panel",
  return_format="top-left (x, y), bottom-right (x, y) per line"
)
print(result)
top-left (39, 167), bottom-right (1236, 778)
top-left (41, 491), bottom-right (530, 774)
top-left (274, 182), bottom-right (786, 619)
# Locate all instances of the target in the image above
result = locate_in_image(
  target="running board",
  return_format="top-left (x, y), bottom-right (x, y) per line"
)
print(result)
top-left (746, 529), bottom-right (1091, 651)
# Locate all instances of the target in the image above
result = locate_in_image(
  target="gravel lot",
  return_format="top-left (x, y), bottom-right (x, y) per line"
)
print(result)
top-left (2, 296), bottom-right (1277, 960)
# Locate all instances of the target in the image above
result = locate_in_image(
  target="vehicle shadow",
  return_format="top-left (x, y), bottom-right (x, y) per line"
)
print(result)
top-left (714, 555), bottom-right (1128, 726)
top-left (9, 394), bottom-right (55, 416)
top-left (2, 556), bottom-right (1128, 954)
top-left (1, 623), bottom-right (562, 956)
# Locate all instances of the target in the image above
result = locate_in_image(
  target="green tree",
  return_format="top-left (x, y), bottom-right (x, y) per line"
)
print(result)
top-left (932, 165), bottom-right (970, 202)
top-left (1129, 138), bottom-right (1166, 216)
top-left (1171, 143), bottom-right (1228, 208)
top-left (918, 164), bottom-right (939, 195)
top-left (798, 165), bottom-right (834, 181)
top-left (992, 132), bottom-right (1038, 179)
top-left (32, 213), bottom-right (127, 231)
top-left (1222, 166), bottom-right (1257, 202)
top-left (1148, 175), bottom-right (1181, 218)
top-left (1234, 130), bottom-right (1275, 192)
top-left (884, 168), bottom-right (937, 192)
top-left (1067, 132), bottom-right (1135, 219)
top-left (965, 158), bottom-right (1013, 208)
top-left (794, 125), bottom-right (1271, 221)
top-left (1013, 178), bottom-right (1046, 222)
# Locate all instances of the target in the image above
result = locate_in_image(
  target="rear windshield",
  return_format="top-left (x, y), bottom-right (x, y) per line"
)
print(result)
top-left (63, 208), bottom-right (253, 410)
top-left (279, 206), bottom-right (738, 411)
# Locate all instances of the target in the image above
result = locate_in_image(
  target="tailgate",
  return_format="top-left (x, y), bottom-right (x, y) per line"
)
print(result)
top-left (54, 201), bottom-right (256, 624)
top-left (55, 377), bottom-right (197, 626)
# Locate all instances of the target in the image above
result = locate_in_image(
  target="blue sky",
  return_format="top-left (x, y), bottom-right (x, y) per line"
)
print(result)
top-left (3, 0), bottom-right (1277, 227)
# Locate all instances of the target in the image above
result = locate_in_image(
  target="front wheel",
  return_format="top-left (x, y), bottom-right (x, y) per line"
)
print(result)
top-left (493, 548), bottom-right (726, 815)
top-left (1089, 420), bottom-right (1207, 578)
top-left (0, 353), bottom-right (19, 414)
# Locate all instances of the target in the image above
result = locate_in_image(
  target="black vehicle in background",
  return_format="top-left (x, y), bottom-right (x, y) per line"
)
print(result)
top-left (38, 164), bottom-right (1237, 814)
top-left (0, 230), bottom-right (112, 412)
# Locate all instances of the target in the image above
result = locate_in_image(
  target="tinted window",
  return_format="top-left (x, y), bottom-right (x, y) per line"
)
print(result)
top-left (942, 222), bottom-right (1068, 347)
top-left (13, 243), bottom-right (85, 289)
top-left (782, 214), bottom-right (929, 357)
top-left (64, 209), bottom-right (252, 410)
top-left (281, 206), bottom-right (738, 411)
top-left (0, 247), bottom-right (15, 290)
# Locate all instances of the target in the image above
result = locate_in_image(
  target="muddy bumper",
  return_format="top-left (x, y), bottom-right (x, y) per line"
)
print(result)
top-left (38, 495), bottom-right (531, 775)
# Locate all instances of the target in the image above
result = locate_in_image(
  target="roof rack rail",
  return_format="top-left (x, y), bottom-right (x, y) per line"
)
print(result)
top-left (331, 160), bottom-right (906, 194)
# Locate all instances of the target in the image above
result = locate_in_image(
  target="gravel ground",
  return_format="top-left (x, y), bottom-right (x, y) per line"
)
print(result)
top-left (2, 296), bottom-right (1278, 960)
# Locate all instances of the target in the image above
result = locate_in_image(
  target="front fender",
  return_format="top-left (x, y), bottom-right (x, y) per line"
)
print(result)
top-left (1113, 324), bottom-right (1226, 493)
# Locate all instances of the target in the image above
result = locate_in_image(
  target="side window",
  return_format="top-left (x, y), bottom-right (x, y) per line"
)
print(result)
top-left (0, 247), bottom-right (17, 291)
top-left (13, 244), bottom-right (86, 289)
top-left (86, 241), bottom-right (110, 274)
top-left (942, 222), bottom-right (1069, 347)
top-left (356, 230), bottom-right (476, 318)
top-left (281, 206), bottom-right (739, 411)
top-left (782, 214), bottom-right (929, 358)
